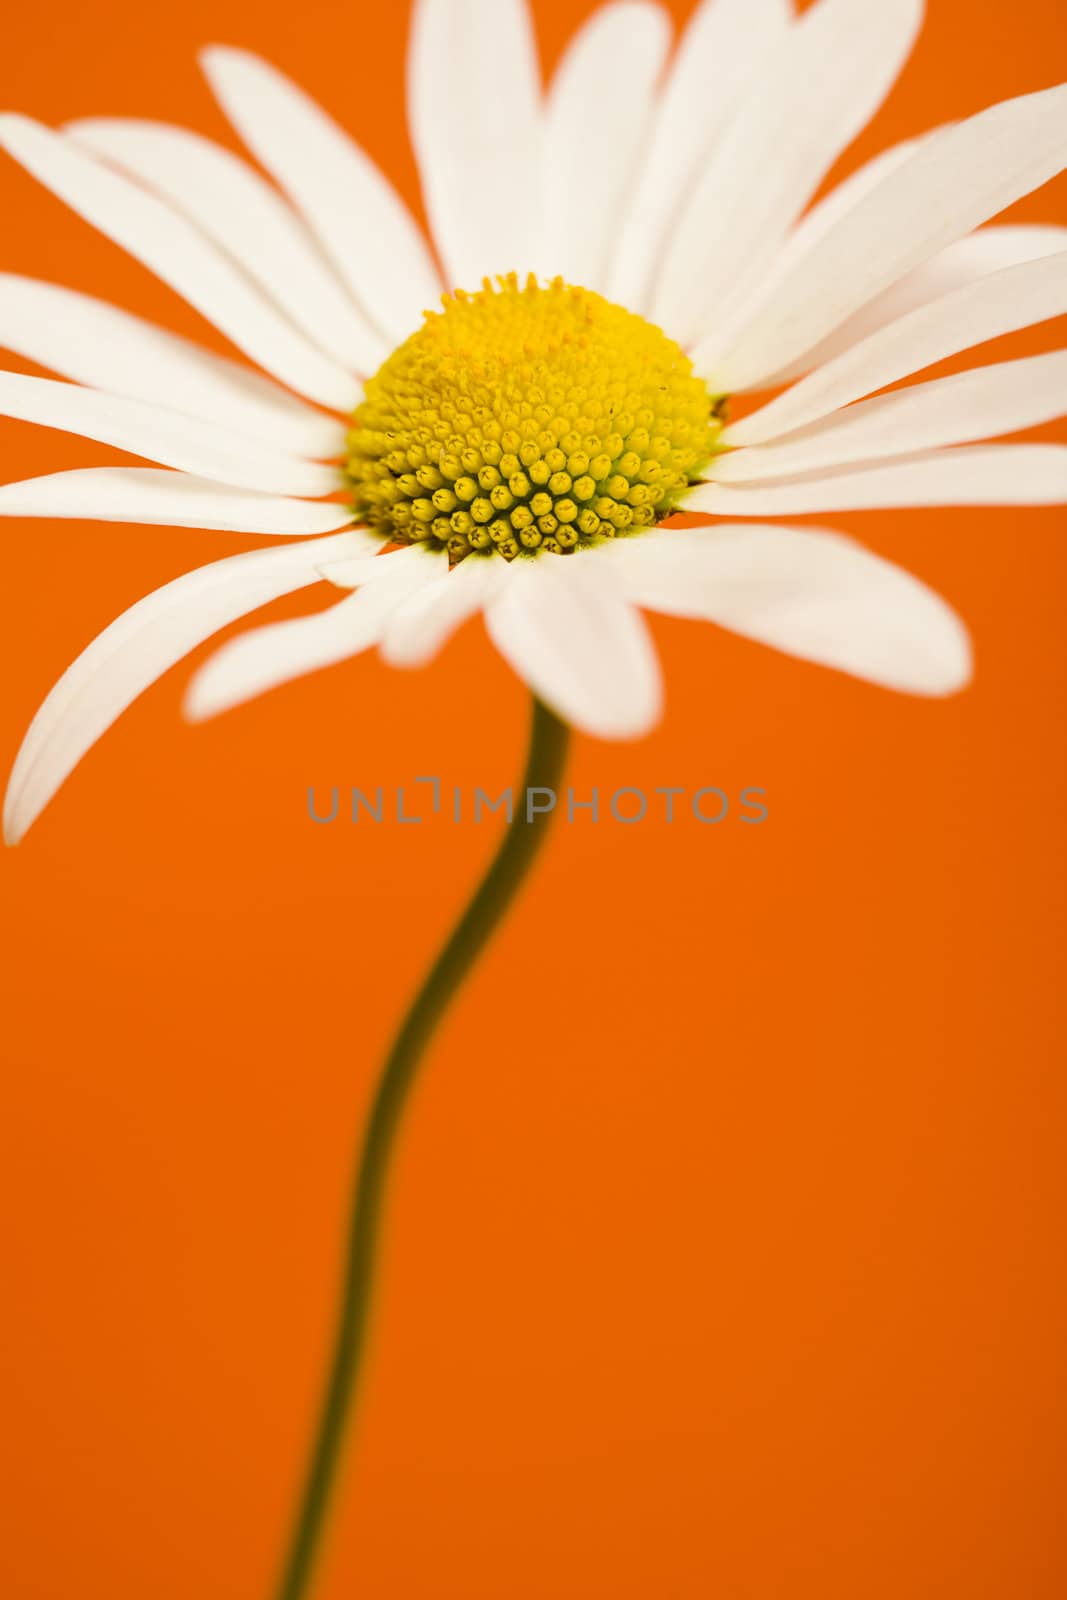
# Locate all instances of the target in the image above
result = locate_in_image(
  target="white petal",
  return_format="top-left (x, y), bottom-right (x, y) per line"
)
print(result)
top-left (685, 445), bottom-right (1067, 515)
top-left (484, 553), bottom-right (662, 740)
top-left (539, 3), bottom-right (671, 291)
top-left (714, 349), bottom-right (1067, 481)
top-left (0, 115), bottom-right (361, 412)
top-left (699, 130), bottom-right (938, 362)
top-left (3, 529), bottom-right (370, 845)
top-left (68, 118), bottom-right (386, 374)
top-left (604, 523), bottom-right (971, 695)
top-left (185, 545), bottom-right (446, 720)
top-left (756, 224), bottom-right (1067, 386)
top-left (0, 273), bottom-right (342, 457)
top-left (0, 371), bottom-right (340, 496)
top-left (0, 467), bottom-right (360, 535)
top-left (199, 49), bottom-right (441, 345)
top-left (726, 250), bottom-right (1067, 447)
top-left (713, 81), bottom-right (1067, 392)
top-left (607, 0), bottom-right (791, 312)
top-left (381, 554), bottom-right (506, 668)
top-left (408, 0), bottom-right (542, 292)
top-left (317, 551), bottom-right (400, 589)
top-left (652, 0), bottom-right (923, 345)
top-left (780, 136), bottom-right (933, 274)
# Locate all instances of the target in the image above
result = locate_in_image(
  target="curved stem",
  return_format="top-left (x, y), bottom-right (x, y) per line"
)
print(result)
top-left (274, 696), bottom-right (571, 1600)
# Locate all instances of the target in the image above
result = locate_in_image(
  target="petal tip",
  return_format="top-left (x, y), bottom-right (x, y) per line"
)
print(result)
top-left (180, 670), bottom-right (224, 724)
top-left (927, 641), bottom-right (974, 698)
top-left (896, 608), bottom-right (974, 698)
top-left (2, 788), bottom-right (29, 847)
top-left (926, 606), bottom-right (974, 697)
top-left (0, 112), bottom-right (39, 148)
top-left (571, 681), bottom-right (664, 743)
top-left (197, 44), bottom-right (246, 84)
top-left (199, 43), bottom-right (268, 83)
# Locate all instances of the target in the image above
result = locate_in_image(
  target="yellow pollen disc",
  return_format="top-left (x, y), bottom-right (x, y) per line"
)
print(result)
top-left (345, 274), bottom-right (725, 562)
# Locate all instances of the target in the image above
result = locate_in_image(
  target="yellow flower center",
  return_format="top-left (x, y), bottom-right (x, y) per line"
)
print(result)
top-left (345, 274), bottom-right (724, 562)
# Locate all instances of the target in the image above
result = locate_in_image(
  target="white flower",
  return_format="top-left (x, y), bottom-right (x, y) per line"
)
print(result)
top-left (2, 0), bottom-right (1066, 843)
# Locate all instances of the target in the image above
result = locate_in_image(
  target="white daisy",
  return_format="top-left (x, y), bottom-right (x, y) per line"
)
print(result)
top-left (2, 0), bottom-right (1067, 843)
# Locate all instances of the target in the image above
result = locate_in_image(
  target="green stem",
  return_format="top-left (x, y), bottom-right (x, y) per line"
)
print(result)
top-left (274, 696), bottom-right (571, 1600)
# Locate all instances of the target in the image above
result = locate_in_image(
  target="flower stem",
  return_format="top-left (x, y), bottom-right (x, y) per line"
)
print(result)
top-left (274, 696), bottom-right (571, 1600)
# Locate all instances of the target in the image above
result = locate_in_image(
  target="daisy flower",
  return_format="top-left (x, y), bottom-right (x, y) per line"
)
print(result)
top-left (5, 7), bottom-right (1067, 1597)
top-left (1, 0), bottom-right (1065, 845)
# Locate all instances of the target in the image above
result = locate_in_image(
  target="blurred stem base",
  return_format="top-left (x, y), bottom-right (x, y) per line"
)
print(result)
top-left (274, 695), bottom-right (571, 1600)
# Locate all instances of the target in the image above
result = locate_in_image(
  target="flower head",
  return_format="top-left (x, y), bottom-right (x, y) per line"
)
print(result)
top-left (1, 0), bottom-right (1066, 841)
top-left (347, 274), bottom-right (722, 561)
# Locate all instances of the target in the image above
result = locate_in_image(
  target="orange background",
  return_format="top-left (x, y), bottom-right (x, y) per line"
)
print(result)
top-left (1, 2), bottom-right (1066, 1596)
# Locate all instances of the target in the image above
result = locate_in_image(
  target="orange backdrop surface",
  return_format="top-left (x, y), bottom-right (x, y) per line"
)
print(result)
top-left (1, 2), bottom-right (1065, 1596)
